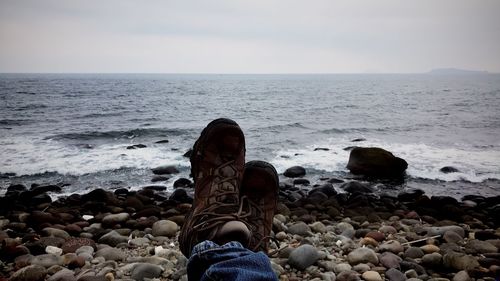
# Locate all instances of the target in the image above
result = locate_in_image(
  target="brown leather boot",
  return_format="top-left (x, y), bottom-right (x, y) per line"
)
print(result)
top-left (179, 118), bottom-right (251, 257)
top-left (240, 160), bottom-right (279, 253)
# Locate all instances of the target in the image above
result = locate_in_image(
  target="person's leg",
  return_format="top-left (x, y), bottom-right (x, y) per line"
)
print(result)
top-left (187, 241), bottom-right (277, 281)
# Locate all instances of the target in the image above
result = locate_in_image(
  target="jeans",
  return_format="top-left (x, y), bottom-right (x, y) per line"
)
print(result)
top-left (187, 241), bottom-right (279, 281)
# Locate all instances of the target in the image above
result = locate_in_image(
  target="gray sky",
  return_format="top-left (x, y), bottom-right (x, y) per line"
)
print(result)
top-left (1, 0), bottom-right (499, 73)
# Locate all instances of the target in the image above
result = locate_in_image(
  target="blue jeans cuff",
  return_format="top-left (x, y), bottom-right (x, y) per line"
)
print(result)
top-left (191, 240), bottom-right (244, 256)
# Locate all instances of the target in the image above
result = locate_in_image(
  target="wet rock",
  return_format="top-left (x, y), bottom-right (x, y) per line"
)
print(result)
top-left (362, 271), bottom-right (383, 281)
top-left (151, 175), bottom-right (170, 182)
top-left (152, 165), bottom-right (179, 175)
top-left (346, 147), bottom-right (408, 178)
top-left (10, 265), bottom-right (47, 281)
top-left (347, 247), bottom-right (378, 265)
top-left (341, 181), bottom-right (374, 194)
top-left (293, 178), bottom-right (310, 186)
top-left (127, 144), bottom-right (147, 149)
top-left (385, 268), bottom-right (407, 281)
top-left (440, 166), bottom-right (459, 173)
top-left (173, 178), bottom-right (193, 188)
top-left (169, 188), bottom-right (193, 204)
top-left (98, 230), bottom-right (128, 246)
top-left (131, 263), bottom-right (163, 281)
top-left (152, 220), bottom-right (178, 237)
top-left (288, 244), bottom-right (320, 270)
top-left (283, 166), bottom-right (306, 178)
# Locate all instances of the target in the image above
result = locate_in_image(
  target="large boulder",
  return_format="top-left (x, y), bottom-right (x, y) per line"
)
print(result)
top-left (347, 147), bottom-right (407, 178)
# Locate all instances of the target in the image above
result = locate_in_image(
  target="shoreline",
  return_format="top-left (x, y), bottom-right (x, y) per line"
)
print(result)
top-left (1, 171), bottom-right (499, 280)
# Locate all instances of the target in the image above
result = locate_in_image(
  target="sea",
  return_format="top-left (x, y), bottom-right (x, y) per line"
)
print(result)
top-left (1, 73), bottom-right (499, 199)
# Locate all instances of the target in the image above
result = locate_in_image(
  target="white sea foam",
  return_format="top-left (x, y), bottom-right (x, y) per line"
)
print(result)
top-left (270, 137), bottom-right (500, 182)
top-left (0, 136), bottom-right (190, 176)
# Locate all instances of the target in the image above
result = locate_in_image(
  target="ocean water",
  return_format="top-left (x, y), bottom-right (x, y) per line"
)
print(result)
top-left (1, 73), bottom-right (499, 198)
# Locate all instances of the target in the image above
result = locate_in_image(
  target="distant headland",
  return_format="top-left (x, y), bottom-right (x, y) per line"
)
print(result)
top-left (427, 68), bottom-right (489, 75)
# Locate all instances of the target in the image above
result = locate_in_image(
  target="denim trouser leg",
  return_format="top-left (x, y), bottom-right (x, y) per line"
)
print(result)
top-left (187, 241), bottom-right (279, 281)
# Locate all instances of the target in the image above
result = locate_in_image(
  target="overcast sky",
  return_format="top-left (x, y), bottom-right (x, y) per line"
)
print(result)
top-left (1, 0), bottom-right (499, 73)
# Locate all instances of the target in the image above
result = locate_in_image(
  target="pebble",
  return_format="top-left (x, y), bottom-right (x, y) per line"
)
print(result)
top-left (379, 240), bottom-right (404, 254)
top-left (421, 252), bottom-right (442, 267)
top-left (452, 270), bottom-right (471, 281)
top-left (310, 222), bottom-right (327, 233)
top-left (347, 247), bottom-right (378, 265)
top-left (379, 252), bottom-right (402, 268)
top-left (45, 246), bottom-right (63, 256)
top-left (102, 213), bottom-right (130, 225)
top-left (443, 230), bottom-right (463, 243)
top-left (98, 230), bottom-right (129, 246)
top-left (288, 222), bottom-right (312, 236)
top-left (95, 247), bottom-right (126, 261)
top-left (152, 220), bottom-right (178, 237)
top-left (288, 244), bottom-right (320, 270)
top-left (404, 247), bottom-right (424, 259)
top-left (362, 271), bottom-right (383, 281)
top-left (131, 263), bottom-right (164, 281)
top-left (10, 265), bottom-right (47, 281)
top-left (30, 254), bottom-right (64, 268)
top-left (464, 239), bottom-right (498, 254)
top-left (46, 268), bottom-right (76, 281)
top-left (333, 263), bottom-right (352, 274)
top-left (420, 244), bottom-right (440, 254)
top-left (336, 270), bottom-right (360, 281)
top-left (385, 268), bottom-right (407, 281)
top-left (442, 252), bottom-right (480, 270)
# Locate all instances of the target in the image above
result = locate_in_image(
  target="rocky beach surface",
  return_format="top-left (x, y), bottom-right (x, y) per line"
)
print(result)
top-left (1, 148), bottom-right (499, 281)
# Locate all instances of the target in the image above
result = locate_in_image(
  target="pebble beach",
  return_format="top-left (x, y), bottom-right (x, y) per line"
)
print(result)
top-left (1, 163), bottom-right (499, 281)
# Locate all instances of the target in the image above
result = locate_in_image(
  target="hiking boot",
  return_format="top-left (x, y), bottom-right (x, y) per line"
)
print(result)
top-left (240, 160), bottom-right (279, 253)
top-left (179, 118), bottom-right (250, 257)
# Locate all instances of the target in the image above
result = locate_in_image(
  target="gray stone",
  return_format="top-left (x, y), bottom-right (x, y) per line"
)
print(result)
top-left (379, 252), bottom-right (402, 268)
top-left (98, 230), bottom-right (128, 246)
top-left (452, 270), bottom-right (471, 281)
top-left (352, 263), bottom-right (370, 273)
top-left (288, 244), bottom-right (320, 270)
top-left (131, 263), bottom-right (163, 281)
top-left (30, 254), bottom-right (63, 268)
top-left (95, 247), bottom-right (126, 261)
top-left (362, 271), bottom-right (383, 281)
top-left (347, 247), bottom-right (378, 265)
top-left (336, 270), bottom-right (360, 281)
top-left (152, 220), bottom-right (178, 237)
top-left (421, 252), bottom-right (442, 267)
top-left (335, 222), bottom-right (354, 234)
top-left (424, 226), bottom-right (464, 238)
top-left (333, 263), bottom-right (352, 273)
top-left (42, 228), bottom-right (70, 240)
top-left (404, 247), bottom-right (424, 259)
top-left (386, 268), bottom-right (407, 281)
top-left (10, 265), bottom-right (47, 281)
top-left (379, 240), bottom-right (404, 254)
top-left (443, 230), bottom-right (463, 244)
top-left (47, 268), bottom-right (76, 281)
top-left (102, 213), bottom-right (130, 225)
top-left (443, 252), bottom-right (479, 270)
top-left (318, 260), bottom-right (337, 272)
top-left (288, 221), bottom-right (312, 236)
top-left (464, 239), bottom-right (498, 254)
top-left (310, 222), bottom-right (327, 233)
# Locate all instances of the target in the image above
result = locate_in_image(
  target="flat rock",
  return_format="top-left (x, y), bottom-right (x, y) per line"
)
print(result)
top-left (10, 265), bottom-right (47, 281)
top-left (42, 228), bottom-right (70, 240)
top-left (288, 244), bottom-right (320, 270)
top-left (152, 165), bottom-right (179, 175)
top-left (131, 263), bottom-right (163, 281)
top-left (379, 252), bottom-right (402, 268)
top-left (152, 220), bottom-right (178, 237)
top-left (102, 213), bottom-right (130, 225)
top-left (347, 247), bottom-right (378, 265)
